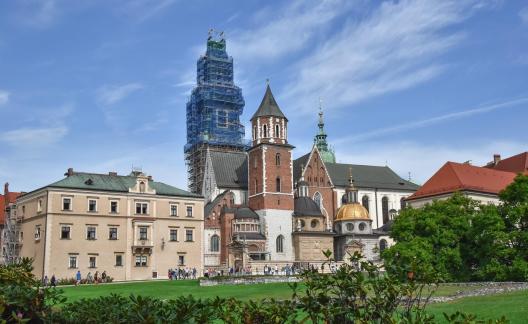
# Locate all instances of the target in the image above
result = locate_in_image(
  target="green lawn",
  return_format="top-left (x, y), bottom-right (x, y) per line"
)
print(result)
top-left (427, 289), bottom-right (528, 324)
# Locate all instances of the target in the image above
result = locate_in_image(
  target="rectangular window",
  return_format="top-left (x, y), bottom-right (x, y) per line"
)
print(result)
top-left (86, 226), bottom-right (97, 240)
top-left (115, 254), bottom-right (123, 267)
top-left (22, 205), bottom-right (25, 215)
top-left (139, 226), bottom-right (148, 240)
top-left (135, 255), bottom-right (147, 267)
top-left (63, 197), bottom-right (72, 211)
top-left (37, 199), bottom-right (43, 213)
top-left (170, 204), bottom-right (178, 216)
top-left (110, 201), bottom-right (118, 213)
top-left (109, 227), bottom-right (118, 240)
top-left (61, 226), bottom-right (71, 239)
top-left (88, 199), bottom-right (97, 212)
top-left (89, 256), bottom-right (96, 268)
top-left (185, 229), bottom-right (193, 242)
top-left (169, 229), bottom-right (178, 241)
top-left (135, 203), bottom-right (148, 215)
top-left (186, 206), bottom-right (193, 217)
top-left (178, 255), bottom-right (185, 266)
top-left (69, 256), bottom-right (77, 269)
top-left (34, 226), bottom-right (41, 240)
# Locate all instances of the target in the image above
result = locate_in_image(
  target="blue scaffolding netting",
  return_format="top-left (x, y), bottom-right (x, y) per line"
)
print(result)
top-left (185, 34), bottom-right (247, 193)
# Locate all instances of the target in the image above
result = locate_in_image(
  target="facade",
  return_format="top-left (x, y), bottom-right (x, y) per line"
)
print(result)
top-left (1, 183), bottom-right (22, 265)
top-left (185, 32), bottom-right (247, 194)
top-left (406, 160), bottom-right (520, 208)
top-left (201, 84), bottom-right (418, 269)
top-left (16, 169), bottom-right (204, 281)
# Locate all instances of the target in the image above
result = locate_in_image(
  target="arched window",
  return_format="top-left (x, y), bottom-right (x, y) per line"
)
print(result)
top-left (276, 235), bottom-right (284, 253)
top-left (359, 222), bottom-right (366, 231)
top-left (400, 197), bottom-right (406, 209)
top-left (379, 239), bottom-right (387, 253)
top-left (275, 153), bottom-right (281, 166)
top-left (313, 192), bottom-right (322, 209)
top-left (341, 194), bottom-right (346, 204)
top-left (253, 126), bottom-right (257, 140)
top-left (275, 124), bottom-right (280, 138)
top-left (346, 223), bottom-right (354, 231)
top-left (210, 235), bottom-right (219, 252)
top-left (276, 177), bottom-right (281, 192)
top-left (382, 197), bottom-right (389, 224)
top-left (139, 181), bottom-right (146, 193)
top-left (311, 219), bottom-right (319, 228)
top-left (263, 125), bottom-right (268, 137)
top-left (362, 195), bottom-right (369, 212)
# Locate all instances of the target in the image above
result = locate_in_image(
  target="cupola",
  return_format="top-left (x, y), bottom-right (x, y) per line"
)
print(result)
top-left (250, 82), bottom-right (288, 146)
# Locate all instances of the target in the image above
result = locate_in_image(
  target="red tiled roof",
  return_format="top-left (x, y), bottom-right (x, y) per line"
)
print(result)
top-left (488, 152), bottom-right (528, 174)
top-left (0, 192), bottom-right (21, 224)
top-left (407, 162), bottom-right (517, 201)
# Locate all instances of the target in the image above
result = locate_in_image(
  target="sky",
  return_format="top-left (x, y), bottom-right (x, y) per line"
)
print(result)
top-left (0, 0), bottom-right (527, 193)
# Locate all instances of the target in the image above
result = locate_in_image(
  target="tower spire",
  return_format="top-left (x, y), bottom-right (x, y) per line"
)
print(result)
top-left (314, 98), bottom-right (336, 164)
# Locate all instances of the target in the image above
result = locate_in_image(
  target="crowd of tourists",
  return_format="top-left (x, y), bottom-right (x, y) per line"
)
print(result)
top-left (168, 267), bottom-right (197, 280)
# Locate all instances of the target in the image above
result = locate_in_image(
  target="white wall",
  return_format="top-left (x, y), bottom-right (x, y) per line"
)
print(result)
top-left (256, 209), bottom-right (293, 261)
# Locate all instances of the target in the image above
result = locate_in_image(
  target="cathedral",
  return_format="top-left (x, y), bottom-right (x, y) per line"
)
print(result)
top-left (200, 84), bottom-right (420, 270)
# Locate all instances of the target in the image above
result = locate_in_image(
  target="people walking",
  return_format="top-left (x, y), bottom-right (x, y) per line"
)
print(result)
top-left (75, 270), bottom-right (81, 286)
top-left (86, 272), bottom-right (93, 284)
top-left (50, 274), bottom-right (56, 287)
top-left (101, 271), bottom-right (107, 283)
top-left (94, 271), bottom-right (99, 284)
top-left (43, 275), bottom-right (49, 287)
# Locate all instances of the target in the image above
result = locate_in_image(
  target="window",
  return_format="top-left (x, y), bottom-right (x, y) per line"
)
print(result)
top-left (63, 197), bottom-right (72, 211)
top-left (254, 179), bottom-right (258, 194)
top-left (86, 227), bottom-right (97, 240)
top-left (136, 202), bottom-right (148, 215)
top-left (253, 126), bottom-right (257, 140)
top-left (359, 222), bottom-right (366, 231)
top-left (34, 226), bottom-right (41, 240)
top-left (22, 206), bottom-right (25, 215)
top-left (109, 227), bottom-right (118, 240)
top-left (275, 153), bottom-right (281, 166)
top-left (61, 226), bottom-right (71, 239)
top-left (185, 229), bottom-right (194, 242)
top-left (210, 235), bottom-right (219, 252)
top-left (170, 204), bottom-right (178, 216)
top-left (69, 255), bottom-right (77, 269)
top-left (135, 255), bottom-right (147, 267)
top-left (400, 197), bottom-right (406, 210)
top-left (346, 223), bottom-right (354, 231)
top-left (311, 219), bottom-right (319, 228)
top-left (88, 199), bottom-right (97, 212)
top-left (263, 124), bottom-right (268, 137)
top-left (276, 235), bottom-right (284, 253)
top-left (379, 239), bottom-right (388, 253)
top-left (110, 201), bottom-right (118, 213)
top-left (178, 255), bottom-right (185, 266)
top-left (89, 256), bottom-right (97, 268)
top-left (217, 110), bottom-right (227, 128)
top-left (186, 206), bottom-right (193, 217)
top-left (362, 195), bottom-right (369, 212)
top-left (313, 192), bottom-right (322, 209)
top-left (139, 181), bottom-right (146, 193)
top-left (276, 177), bottom-right (281, 192)
top-left (170, 229), bottom-right (178, 241)
top-left (115, 254), bottom-right (123, 267)
top-left (382, 197), bottom-right (389, 224)
top-left (253, 156), bottom-right (257, 168)
top-left (139, 227), bottom-right (148, 240)
top-left (300, 219), bottom-right (305, 228)
top-left (275, 124), bottom-right (280, 138)
top-left (37, 199), bottom-right (43, 213)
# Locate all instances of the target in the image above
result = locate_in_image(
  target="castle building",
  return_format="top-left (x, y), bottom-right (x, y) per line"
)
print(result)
top-left (185, 32), bottom-right (246, 194)
top-left (202, 84), bottom-right (419, 268)
top-left (15, 169), bottom-right (203, 280)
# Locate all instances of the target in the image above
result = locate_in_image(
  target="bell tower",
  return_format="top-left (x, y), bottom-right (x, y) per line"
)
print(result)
top-left (248, 83), bottom-right (294, 261)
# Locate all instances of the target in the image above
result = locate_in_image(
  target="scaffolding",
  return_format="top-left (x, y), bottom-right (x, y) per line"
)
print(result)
top-left (2, 192), bottom-right (21, 265)
top-left (185, 31), bottom-right (247, 193)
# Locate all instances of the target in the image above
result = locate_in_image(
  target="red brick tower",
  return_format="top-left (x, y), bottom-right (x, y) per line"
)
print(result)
top-left (248, 84), bottom-right (294, 260)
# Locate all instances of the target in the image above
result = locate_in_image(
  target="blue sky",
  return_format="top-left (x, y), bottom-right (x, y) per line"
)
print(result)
top-left (0, 0), bottom-right (527, 192)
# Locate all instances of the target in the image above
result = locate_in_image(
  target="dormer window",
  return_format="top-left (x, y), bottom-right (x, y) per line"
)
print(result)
top-left (84, 179), bottom-right (93, 185)
top-left (139, 182), bottom-right (146, 193)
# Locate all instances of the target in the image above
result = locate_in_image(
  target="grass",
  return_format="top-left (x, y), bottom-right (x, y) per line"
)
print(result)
top-left (426, 289), bottom-right (528, 324)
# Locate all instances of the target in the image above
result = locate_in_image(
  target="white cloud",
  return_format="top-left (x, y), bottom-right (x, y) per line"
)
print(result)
top-left (121, 0), bottom-right (178, 22)
top-left (334, 96), bottom-right (528, 144)
top-left (0, 126), bottom-right (68, 147)
top-left (97, 83), bottom-right (144, 105)
top-left (228, 0), bottom-right (351, 63)
top-left (335, 140), bottom-right (528, 185)
top-left (0, 90), bottom-right (10, 105)
top-left (283, 0), bottom-right (481, 114)
top-left (520, 7), bottom-right (528, 24)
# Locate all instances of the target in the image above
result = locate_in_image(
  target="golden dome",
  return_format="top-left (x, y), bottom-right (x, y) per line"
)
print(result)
top-left (335, 203), bottom-right (370, 221)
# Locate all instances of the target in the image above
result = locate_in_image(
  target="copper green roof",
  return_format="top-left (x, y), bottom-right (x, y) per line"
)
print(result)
top-left (44, 172), bottom-right (201, 198)
top-left (250, 85), bottom-right (287, 121)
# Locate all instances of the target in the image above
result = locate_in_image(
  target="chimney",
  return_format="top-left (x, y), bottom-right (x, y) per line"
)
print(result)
top-left (4, 182), bottom-right (8, 195)
top-left (147, 175), bottom-right (153, 181)
top-left (493, 154), bottom-right (501, 165)
top-left (109, 172), bottom-right (118, 176)
top-left (65, 168), bottom-right (74, 177)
